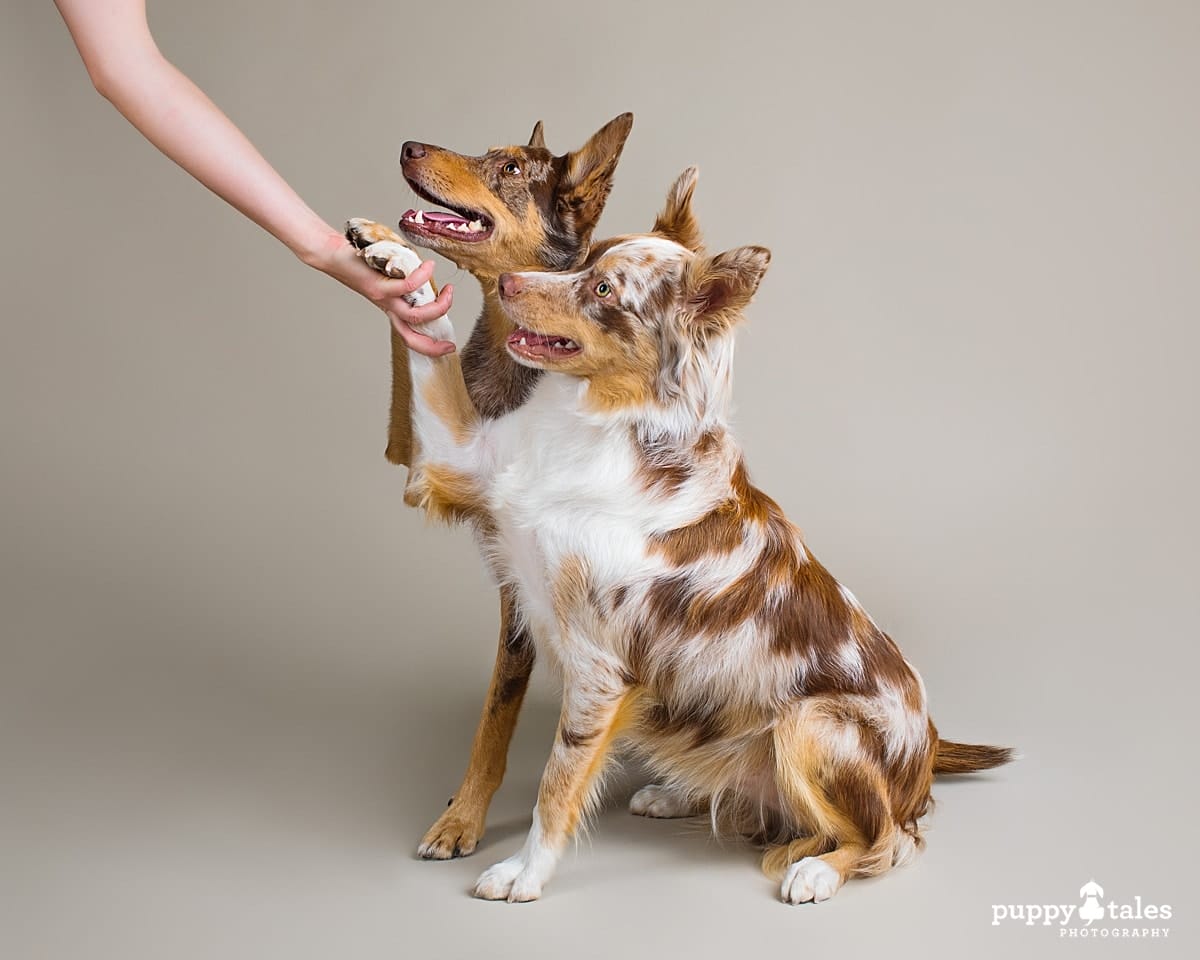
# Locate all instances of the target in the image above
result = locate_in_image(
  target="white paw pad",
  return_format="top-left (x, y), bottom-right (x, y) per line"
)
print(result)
top-left (629, 784), bottom-right (698, 818)
top-left (781, 857), bottom-right (842, 904)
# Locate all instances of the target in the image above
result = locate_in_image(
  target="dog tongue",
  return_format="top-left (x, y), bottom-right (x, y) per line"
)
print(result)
top-left (423, 211), bottom-right (468, 225)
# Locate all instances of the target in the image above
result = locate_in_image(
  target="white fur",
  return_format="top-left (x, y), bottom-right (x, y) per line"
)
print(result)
top-left (629, 783), bottom-right (701, 818)
top-left (473, 804), bottom-right (558, 903)
top-left (781, 857), bottom-right (842, 904)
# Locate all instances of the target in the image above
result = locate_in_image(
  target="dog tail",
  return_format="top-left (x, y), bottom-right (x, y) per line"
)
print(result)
top-left (933, 739), bottom-right (1015, 774)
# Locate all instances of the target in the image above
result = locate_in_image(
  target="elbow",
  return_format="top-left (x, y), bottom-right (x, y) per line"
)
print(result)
top-left (87, 61), bottom-right (118, 103)
top-left (83, 45), bottom-right (158, 104)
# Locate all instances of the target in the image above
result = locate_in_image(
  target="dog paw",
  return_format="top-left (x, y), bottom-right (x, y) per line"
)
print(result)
top-left (345, 218), bottom-right (404, 251)
top-left (417, 807), bottom-right (484, 860)
top-left (473, 858), bottom-right (542, 903)
top-left (363, 241), bottom-right (423, 281)
top-left (345, 220), bottom-right (425, 282)
top-left (629, 783), bottom-right (699, 818)
top-left (781, 857), bottom-right (842, 904)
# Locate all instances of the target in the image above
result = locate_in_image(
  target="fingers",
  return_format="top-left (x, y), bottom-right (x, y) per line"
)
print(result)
top-left (375, 259), bottom-right (436, 296)
top-left (391, 314), bottom-right (456, 358)
top-left (393, 283), bottom-right (454, 326)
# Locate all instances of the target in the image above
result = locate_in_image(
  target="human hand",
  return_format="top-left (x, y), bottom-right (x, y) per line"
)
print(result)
top-left (309, 229), bottom-right (456, 357)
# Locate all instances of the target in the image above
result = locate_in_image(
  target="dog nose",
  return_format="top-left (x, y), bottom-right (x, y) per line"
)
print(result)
top-left (401, 141), bottom-right (427, 161)
top-left (498, 273), bottom-right (523, 299)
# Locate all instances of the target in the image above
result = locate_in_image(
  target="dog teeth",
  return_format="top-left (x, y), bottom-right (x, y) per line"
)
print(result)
top-left (519, 337), bottom-right (527, 345)
top-left (565, 340), bottom-right (578, 349)
top-left (468, 219), bottom-right (483, 232)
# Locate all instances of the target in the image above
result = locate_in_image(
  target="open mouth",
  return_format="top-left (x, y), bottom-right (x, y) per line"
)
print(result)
top-left (506, 327), bottom-right (582, 362)
top-left (399, 177), bottom-right (494, 242)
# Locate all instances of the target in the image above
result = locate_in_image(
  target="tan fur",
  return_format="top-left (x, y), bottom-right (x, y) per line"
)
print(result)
top-left (405, 461), bottom-right (486, 526)
top-left (419, 589), bottom-right (534, 859)
top-left (539, 688), bottom-right (644, 842)
top-left (418, 354), bottom-right (478, 446)
top-left (652, 165), bottom-right (704, 252)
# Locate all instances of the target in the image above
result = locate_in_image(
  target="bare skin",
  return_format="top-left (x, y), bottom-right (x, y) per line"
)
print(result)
top-left (53, 0), bottom-right (454, 352)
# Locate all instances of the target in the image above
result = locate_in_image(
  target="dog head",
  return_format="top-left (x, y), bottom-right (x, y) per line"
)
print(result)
top-left (495, 167), bottom-right (770, 430)
top-left (397, 113), bottom-right (633, 278)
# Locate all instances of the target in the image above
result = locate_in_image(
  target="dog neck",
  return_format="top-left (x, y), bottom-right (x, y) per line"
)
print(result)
top-left (459, 282), bottom-right (543, 421)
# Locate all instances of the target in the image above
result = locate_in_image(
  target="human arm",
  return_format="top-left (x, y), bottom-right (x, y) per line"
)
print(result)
top-left (53, 0), bottom-right (455, 355)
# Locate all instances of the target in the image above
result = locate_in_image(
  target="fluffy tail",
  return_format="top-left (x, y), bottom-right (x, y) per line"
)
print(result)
top-left (933, 739), bottom-right (1014, 774)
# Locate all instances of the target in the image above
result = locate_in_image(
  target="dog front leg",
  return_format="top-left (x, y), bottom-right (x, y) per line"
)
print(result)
top-left (473, 677), bottom-right (636, 902)
top-left (351, 232), bottom-right (486, 522)
top-left (418, 587), bottom-right (534, 859)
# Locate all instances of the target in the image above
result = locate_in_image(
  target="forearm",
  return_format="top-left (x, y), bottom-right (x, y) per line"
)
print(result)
top-left (107, 52), bottom-right (333, 263)
top-left (56, 0), bottom-right (334, 263)
top-left (55, 0), bottom-right (455, 346)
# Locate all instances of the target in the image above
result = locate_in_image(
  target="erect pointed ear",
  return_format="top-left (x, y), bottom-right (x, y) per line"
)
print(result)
top-left (652, 166), bottom-right (703, 252)
top-left (556, 112), bottom-right (634, 234)
top-left (684, 245), bottom-right (771, 334)
top-left (528, 120), bottom-right (546, 149)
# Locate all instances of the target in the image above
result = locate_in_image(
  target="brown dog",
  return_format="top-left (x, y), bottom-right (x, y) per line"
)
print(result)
top-left (346, 113), bottom-right (633, 859)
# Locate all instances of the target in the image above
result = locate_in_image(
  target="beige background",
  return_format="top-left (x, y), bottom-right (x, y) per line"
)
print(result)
top-left (2, 1), bottom-right (1197, 957)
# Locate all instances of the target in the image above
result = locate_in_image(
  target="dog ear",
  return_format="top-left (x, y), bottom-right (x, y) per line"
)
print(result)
top-left (653, 166), bottom-right (703, 252)
top-left (528, 120), bottom-right (546, 149)
top-left (556, 112), bottom-right (634, 235)
top-left (684, 245), bottom-right (771, 335)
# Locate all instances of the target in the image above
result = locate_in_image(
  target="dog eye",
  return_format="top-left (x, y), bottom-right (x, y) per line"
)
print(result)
top-left (503, 160), bottom-right (521, 176)
top-left (594, 281), bottom-right (612, 298)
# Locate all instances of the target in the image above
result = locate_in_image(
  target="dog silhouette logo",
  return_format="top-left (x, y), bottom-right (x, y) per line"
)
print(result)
top-left (1079, 880), bottom-right (1105, 925)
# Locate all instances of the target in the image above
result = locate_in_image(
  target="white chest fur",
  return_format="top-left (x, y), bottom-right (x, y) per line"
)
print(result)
top-left (481, 375), bottom-right (650, 649)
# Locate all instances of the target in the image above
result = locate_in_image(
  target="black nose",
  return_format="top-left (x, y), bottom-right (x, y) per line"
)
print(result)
top-left (402, 141), bottom-right (427, 161)
top-left (498, 273), bottom-right (523, 299)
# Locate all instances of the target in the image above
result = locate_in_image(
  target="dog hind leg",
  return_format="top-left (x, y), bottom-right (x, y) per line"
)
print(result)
top-left (764, 699), bottom-right (902, 904)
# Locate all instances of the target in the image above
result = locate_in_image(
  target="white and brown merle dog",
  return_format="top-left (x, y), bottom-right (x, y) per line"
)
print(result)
top-left (378, 168), bottom-right (1011, 903)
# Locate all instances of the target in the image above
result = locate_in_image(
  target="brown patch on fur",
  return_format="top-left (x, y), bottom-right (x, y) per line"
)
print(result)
top-left (385, 325), bottom-right (414, 466)
top-left (694, 429), bottom-right (725, 457)
top-left (634, 432), bottom-right (694, 495)
top-left (649, 499), bottom-right (745, 566)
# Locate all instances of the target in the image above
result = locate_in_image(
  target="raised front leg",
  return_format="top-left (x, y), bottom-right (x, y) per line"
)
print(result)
top-left (349, 226), bottom-right (484, 522)
top-left (418, 587), bottom-right (535, 859)
top-left (344, 218), bottom-right (426, 467)
top-left (473, 676), bottom-right (637, 902)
